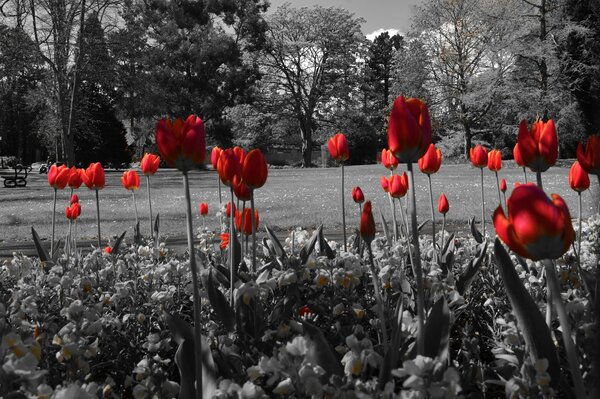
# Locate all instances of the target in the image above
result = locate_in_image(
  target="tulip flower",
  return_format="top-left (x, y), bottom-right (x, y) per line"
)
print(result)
top-left (488, 149), bottom-right (503, 208)
top-left (517, 119), bottom-right (558, 179)
top-left (65, 202), bottom-right (81, 258)
top-left (569, 161), bottom-right (590, 259)
top-left (577, 134), bottom-right (600, 212)
top-left (388, 173), bottom-right (409, 199)
top-left (220, 233), bottom-right (230, 250)
top-left (381, 149), bottom-right (398, 171)
top-left (381, 174), bottom-right (398, 240)
top-left (48, 164), bottom-right (71, 256)
top-left (211, 147), bottom-right (224, 214)
top-left (199, 202), bottom-right (209, 216)
top-left (380, 176), bottom-right (389, 192)
top-left (233, 146), bottom-right (246, 165)
top-left (81, 162), bottom-right (105, 248)
top-left (470, 145), bottom-right (489, 238)
top-left (419, 143), bottom-right (443, 260)
top-left (233, 175), bottom-right (252, 202)
top-left (67, 167), bottom-right (83, 192)
top-left (352, 187), bottom-right (364, 204)
top-left (104, 246), bottom-right (112, 254)
top-left (360, 201), bottom-right (375, 245)
top-left (236, 208), bottom-right (259, 236)
top-left (155, 115), bottom-right (206, 398)
top-left (226, 201), bottom-right (236, 218)
top-left (241, 149), bottom-right (268, 270)
top-left (513, 143), bottom-right (527, 183)
top-left (70, 194), bottom-right (79, 204)
top-left (140, 153), bottom-right (161, 239)
top-left (328, 132), bottom-right (350, 252)
top-left (121, 170), bottom-right (141, 229)
top-left (438, 193), bottom-right (449, 249)
top-left (500, 178), bottom-right (507, 210)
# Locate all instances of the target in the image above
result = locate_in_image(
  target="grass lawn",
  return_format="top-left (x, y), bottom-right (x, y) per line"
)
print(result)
top-left (0, 163), bottom-right (597, 245)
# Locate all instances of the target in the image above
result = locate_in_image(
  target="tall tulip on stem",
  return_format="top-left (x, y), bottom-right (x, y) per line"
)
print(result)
top-left (513, 143), bottom-right (527, 183)
top-left (488, 149), bottom-right (503, 207)
top-left (156, 115), bottom-right (206, 399)
top-left (470, 145), bottom-right (489, 238)
top-left (65, 200), bottom-right (81, 260)
top-left (418, 143), bottom-right (442, 261)
top-left (121, 170), bottom-right (141, 228)
top-left (48, 164), bottom-right (70, 256)
top-left (199, 202), bottom-right (209, 230)
top-left (438, 193), bottom-right (449, 250)
top-left (233, 175), bottom-right (252, 263)
top-left (241, 149), bottom-right (268, 271)
top-left (516, 119), bottom-right (558, 190)
top-left (81, 163), bottom-right (105, 248)
top-left (381, 149), bottom-right (400, 240)
top-left (141, 153), bottom-right (160, 239)
top-left (328, 133), bottom-right (350, 252)
top-left (577, 134), bottom-right (600, 213)
top-left (500, 178), bottom-right (507, 211)
top-left (387, 96), bottom-right (432, 355)
top-left (352, 187), bottom-right (364, 253)
top-left (569, 161), bottom-right (589, 259)
top-left (388, 172), bottom-right (410, 246)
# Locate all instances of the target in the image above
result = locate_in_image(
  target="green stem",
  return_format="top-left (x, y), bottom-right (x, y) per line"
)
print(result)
top-left (358, 203), bottom-right (362, 255)
top-left (494, 171), bottom-right (502, 210)
top-left (543, 260), bottom-right (587, 399)
top-left (240, 201), bottom-right (245, 263)
top-left (480, 168), bottom-right (485, 238)
top-left (67, 220), bottom-right (72, 261)
top-left (341, 163), bottom-right (347, 252)
top-left (597, 175), bottom-right (600, 214)
top-left (251, 193), bottom-right (257, 272)
top-left (182, 171), bottom-right (203, 399)
top-left (578, 192), bottom-right (582, 262)
top-left (218, 176), bottom-right (223, 231)
top-left (132, 190), bottom-right (139, 228)
top-left (502, 192), bottom-right (507, 213)
top-left (440, 214), bottom-right (445, 253)
top-left (399, 197), bottom-right (416, 277)
top-left (523, 167), bottom-right (528, 184)
top-left (390, 170), bottom-right (399, 241)
top-left (230, 186), bottom-right (235, 305)
top-left (367, 245), bottom-right (388, 349)
top-left (146, 175), bottom-right (153, 239)
top-left (51, 188), bottom-right (57, 256)
top-left (95, 189), bottom-right (101, 248)
top-left (427, 174), bottom-right (436, 262)
top-left (536, 171), bottom-right (543, 189)
top-left (407, 162), bottom-right (425, 356)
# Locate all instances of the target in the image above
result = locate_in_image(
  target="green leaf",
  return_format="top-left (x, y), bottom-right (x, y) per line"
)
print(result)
top-left (493, 239), bottom-right (560, 388)
top-left (423, 296), bottom-right (450, 363)
top-left (31, 227), bottom-right (50, 262)
top-left (207, 270), bottom-right (235, 332)
top-left (379, 210), bottom-right (392, 247)
top-left (469, 216), bottom-right (483, 243)
top-left (299, 225), bottom-right (320, 264)
top-left (318, 227), bottom-right (335, 259)
top-left (154, 213), bottom-right (160, 247)
top-left (417, 219), bottom-right (429, 232)
top-left (303, 321), bottom-right (343, 379)
top-left (264, 225), bottom-right (286, 259)
top-left (52, 238), bottom-right (62, 262)
top-left (111, 231), bottom-right (127, 256)
top-left (456, 241), bottom-right (488, 295)
top-left (379, 296), bottom-right (404, 387)
top-left (227, 231), bottom-right (241, 272)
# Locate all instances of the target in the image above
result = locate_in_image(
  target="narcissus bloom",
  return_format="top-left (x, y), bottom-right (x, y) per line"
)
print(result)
top-left (155, 115), bottom-right (206, 170)
top-left (576, 134), bottom-right (600, 175)
top-left (233, 175), bottom-right (252, 201)
top-left (438, 193), bottom-right (449, 214)
top-left (381, 149), bottom-right (398, 170)
top-left (140, 153), bottom-right (160, 176)
top-left (488, 149), bottom-right (502, 172)
top-left (236, 208), bottom-right (259, 235)
top-left (217, 148), bottom-right (241, 187)
top-left (211, 147), bottom-right (223, 169)
top-left (380, 176), bottom-right (389, 193)
top-left (513, 143), bottom-right (525, 167)
top-left (470, 145), bottom-right (488, 168)
top-left (388, 173), bottom-right (409, 199)
top-left (352, 187), bottom-right (364, 204)
top-left (199, 202), bottom-right (209, 216)
top-left (387, 96), bottom-right (432, 163)
top-left (65, 202), bottom-right (81, 220)
top-left (328, 133), bottom-right (350, 162)
top-left (242, 149), bottom-right (268, 189)
top-left (82, 163), bottom-right (105, 190)
top-left (493, 183), bottom-right (575, 260)
top-left (67, 167), bottom-right (83, 189)
top-left (517, 119), bottom-right (558, 172)
top-left (418, 143), bottom-right (442, 174)
top-left (48, 164), bottom-right (70, 189)
top-left (569, 161), bottom-right (590, 193)
top-left (121, 170), bottom-right (140, 191)
top-left (360, 201), bottom-right (376, 245)
top-left (500, 178), bottom-right (507, 193)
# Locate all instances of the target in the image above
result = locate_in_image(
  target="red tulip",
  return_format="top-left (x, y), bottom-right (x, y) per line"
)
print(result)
top-left (233, 146), bottom-right (246, 165)
top-left (48, 164), bottom-right (70, 189)
top-left (155, 115), bottom-right (206, 170)
top-left (328, 133), bottom-right (350, 162)
top-left (380, 176), bottom-right (389, 193)
top-left (226, 201), bottom-right (236, 218)
top-left (211, 147), bottom-right (223, 169)
top-left (236, 208), bottom-right (259, 235)
top-left (576, 134), bottom-right (600, 175)
top-left (500, 178), bottom-right (507, 193)
top-left (233, 175), bottom-right (252, 201)
top-left (418, 143), bottom-right (442, 174)
top-left (217, 148), bottom-right (241, 186)
top-left (121, 170), bottom-right (140, 191)
top-left (70, 194), bottom-right (79, 204)
top-left (199, 202), bottom-right (209, 216)
top-left (65, 202), bottom-right (81, 220)
top-left (381, 149), bottom-right (398, 171)
top-left (569, 161), bottom-right (590, 193)
top-left (470, 145), bottom-right (488, 168)
top-left (81, 163), bottom-right (105, 190)
top-left (242, 149), bottom-right (268, 189)
top-left (493, 183), bottom-right (575, 260)
top-left (438, 193), bottom-right (449, 214)
top-left (299, 305), bottom-right (312, 317)
top-left (388, 172), bottom-right (409, 199)
top-left (360, 201), bottom-right (376, 244)
top-left (104, 246), bottom-right (112, 254)
top-left (488, 149), bottom-right (502, 172)
top-left (513, 143), bottom-right (525, 167)
top-left (220, 233), bottom-right (230, 249)
top-left (352, 187), bottom-right (364, 204)
top-left (140, 153), bottom-right (160, 176)
top-left (387, 96), bottom-right (432, 163)
top-left (67, 167), bottom-right (83, 189)
top-left (517, 119), bottom-right (558, 172)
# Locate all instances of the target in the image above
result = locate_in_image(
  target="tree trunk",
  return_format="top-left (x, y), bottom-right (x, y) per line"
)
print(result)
top-left (300, 117), bottom-right (313, 167)
top-left (463, 120), bottom-right (472, 160)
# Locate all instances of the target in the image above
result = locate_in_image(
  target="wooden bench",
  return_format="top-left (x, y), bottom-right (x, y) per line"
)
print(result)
top-left (1, 164), bottom-right (29, 187)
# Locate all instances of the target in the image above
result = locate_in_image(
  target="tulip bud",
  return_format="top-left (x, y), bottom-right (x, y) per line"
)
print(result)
top-left (388, 173), bottom-right (409, 199)
top-left (517, 119), bottom-right (558, 172)
top-left (220, 233), bottom-right (230, 249)
top-left (500, 178), bottom-right (507, 193)
top-left (70, 194), bottom-right (79, 204)
top-left (380, 176), bottom-right (389, 193)
top-left (199, 202), bottom-right (209, 216)
top-left (513, 143), bottom-right (525, 167)
top-left (242, 149), bottom-right (268, 189)
top-left (576, 134), bottom-right (600, 175)
top-left (418, 143), bottom-right (442, 174)
top-left (569, 161), bottom-right (590, 193)
top-left (226, 202), bottom-right (236, 218)
top-left (140, 153), bottom-right (160, 176)
top-left (487, 149), bottom-right (502, 172)
top-left (82, 163), bottom-right (105, 190)
top-left (381, 149), bottom-right (398, 170)
top-left (470, 145), bottom-right (488, 168)
top-left (328, 133), bottom-right (350, 162)
top-left (211, 147), bottom-right (223, 169)
top-left (387, 96), bottom-right (432, 163)
top-left (235, 208), bottom-right (259, 235)
top-left (104, 246), bottom-right (112, 254)
top-left (48, 164), bottom-right (70, 190)
top-left (121, 170), bottom-right (140, 191)
top-left (438, 193), bottom-right (449, 214)
top-left (352, 187), bottom-right (364, 204)
top-left (360, 201), bottom-right (376, 245)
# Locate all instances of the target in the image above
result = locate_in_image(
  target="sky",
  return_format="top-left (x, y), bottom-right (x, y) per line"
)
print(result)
top-left (266, 0), bottom-right (423, 38)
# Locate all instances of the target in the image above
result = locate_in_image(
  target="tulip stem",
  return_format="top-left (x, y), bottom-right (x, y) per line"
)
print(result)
top-left (399, 197), bottom-right (416, 278)
top-left (51, 188), bottom-right (57, 257)
top-left (146, 175), bottom-right (153, 239)
top-left (536, 171), bottom-right (543, 190)
top-left (578, 192), bottom-right (582, 262)
top-left (132, 190), bottom-right (139, 229)
top-left (95, 189), bottom-right (101, 248)
top-left (494, 171), bottom-right (502, 211)
top-left (182, 171), bottom-right (203, 399)
top-left (502, 191), bottom-right (507, 213)
top-left (67, 220), bottom-right (72, 261)
top-left (407, 162), bottom-right (425, 356)
top-left (427, 174), bottom-right (437, 262)
top-left (218, 177), bottom-right (223, 230)
top-left (230, 186), bottom-right (235, 305)
top-left (597, 175), bottom-right (600, 214)
top-left (341, 163), bottom-right (347, 252)
top-left (523, 167), bottom-right (528, 184)
top-left (440, 214), bottom-right (446, 252)
top-left (367, 245), bottom-right (388, 350)
top-left (240, 201), bottom-right (246, 263)
top-left (251, 193), bottom-right (257, 272)
top-left (480, 168), bottom-right (486, 239)
top-left (388, 193), bottom-right (399, 242)
top-left (543, 259), bottom-right (587, 399)
top-left (358, 203), bottom-right (362, 255)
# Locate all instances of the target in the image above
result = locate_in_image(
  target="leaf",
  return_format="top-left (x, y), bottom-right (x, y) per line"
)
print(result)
top-left (207, 270), bottom-right (235, 332)
top-left (227, 232), bottom-right (241, 272)
top-left (134, 221), bottom-right (141, 245)
top-left (31, 227), bottom-right (50, 262)
top-left (111, 231), bottom-right (127, 256)
top-left (164, 312), bottom-right (217, 399)
top-left (299, 226), bottom-right (320, 264)
top-left (493, 239), bottom-right (560, 388)
top-left (438, 233), bottom-right (456, 274)
top-left (456, 241), bottom-right (488, 295)
top-left (417, 219), bottom-right (429, 232)
top-left (379, 296), bottom-right (404, 387)
top-left (264, 225), bottom-right (286, 259)
top-left (154, 213), bottom-right (160, 247)
top-left (469, 216), bottom-right (484, 244)
top-left (303, 321), bottom-right (344, 379)
top-left (514, 253), bottom-right (529, 273)
top-left (318, 227), bottom-right (335, 259)
top-left (379, 210), bottom-right (392, 247)
top-left (52, 238), bottom-right (63, 262)
top-left (423, 296), bottom-right (450, 363)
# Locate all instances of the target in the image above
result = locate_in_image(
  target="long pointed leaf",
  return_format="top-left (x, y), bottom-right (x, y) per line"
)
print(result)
top-left (379, 210), bottom-right (392, 247)
top-left (207, 270), bottom-right (235, 332)
top-left (31, 227), bottom-right (50, 262)
top-left (318, 227), bottom-right (335, 259)
top-left (111, 231), bottom-right (127, 256)
top-left (264, 225), bottom-right (286, 259)
top-left (379, 296), bottom-right (404, 387)
top-left (300, 226), bottom-right (320, 264)
top-left (423, 297), bottom-right (450, 363)
top-left (469, 216), bottom-right (483, 243)
top-left (456, 241), bottom-right (488, 295)
top-left (303, 321), bottom-right (343, 378)
top-left (154, 213), bottom-right (160, 247)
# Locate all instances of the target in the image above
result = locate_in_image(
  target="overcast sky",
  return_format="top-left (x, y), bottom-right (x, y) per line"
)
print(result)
top-left (266, 0), bottom-right (423, 37)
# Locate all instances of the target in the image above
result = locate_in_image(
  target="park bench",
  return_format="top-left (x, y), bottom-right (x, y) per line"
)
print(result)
top-left (1, 164), bottom-right (29, 187)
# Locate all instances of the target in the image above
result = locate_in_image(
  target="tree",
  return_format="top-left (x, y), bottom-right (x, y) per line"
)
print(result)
top-left (260, 4), bottom-right (365, 167)
top-left (364, 32), bottom-right (403, 112)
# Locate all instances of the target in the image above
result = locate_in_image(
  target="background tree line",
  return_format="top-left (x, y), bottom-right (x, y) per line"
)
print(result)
top-left (0, 0), bottom-right (598, 167)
